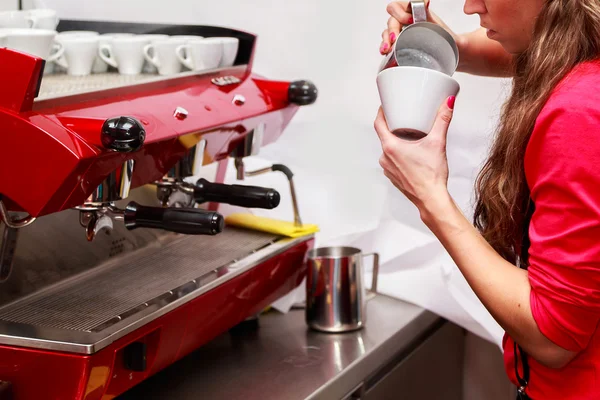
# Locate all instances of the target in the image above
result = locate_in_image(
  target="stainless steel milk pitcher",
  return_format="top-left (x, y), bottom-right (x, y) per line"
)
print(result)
top-left (378, 0), bottom-right (459, 76)
top-left (306, 246), bottom-right (380, 333)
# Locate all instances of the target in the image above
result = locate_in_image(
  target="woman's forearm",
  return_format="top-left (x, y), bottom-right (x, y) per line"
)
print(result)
top-left (419, 191), bottom-right (576, 368)
top-left (457, 28), bottom-right (514, 77)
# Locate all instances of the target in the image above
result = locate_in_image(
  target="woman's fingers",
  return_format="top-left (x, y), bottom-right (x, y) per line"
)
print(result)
top-left (386, 2), bottom-right (415, 25)
top-left (380, 29), bottom-right (391, 54)
top-left (428, 96), bottom-right (456, 144)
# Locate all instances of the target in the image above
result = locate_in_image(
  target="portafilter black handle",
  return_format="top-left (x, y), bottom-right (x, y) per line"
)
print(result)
top-left (194, 178), bottom-right (280, 209)
top-left (124, 202), bottom-right (224, 235)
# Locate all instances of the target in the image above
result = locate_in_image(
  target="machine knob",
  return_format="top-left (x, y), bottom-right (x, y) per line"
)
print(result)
top-left (101, 116), bottom-right (146, 152)
top-left (288, 80), bottom-right (318, 106)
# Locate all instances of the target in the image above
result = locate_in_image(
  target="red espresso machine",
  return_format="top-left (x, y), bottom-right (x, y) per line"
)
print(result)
top-left (0, 20), bottom-right (317, 400)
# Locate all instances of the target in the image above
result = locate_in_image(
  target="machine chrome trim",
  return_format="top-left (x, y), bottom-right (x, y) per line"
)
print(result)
top-left (0, 233), bottom-right (312, 354)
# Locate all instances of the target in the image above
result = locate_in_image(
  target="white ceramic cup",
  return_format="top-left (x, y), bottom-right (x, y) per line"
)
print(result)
top-left (176, 38), bottom-right (222, 72)
top-left (27, 9), bottom-right (59, 30)
top-left (94, 33), bottom-right (135, 73)
top-left (138, 34), bottom-right (169, 73)
top-left (143, 38), bottom-right (186, 76)
top-left (376, 66), bottom-right (460, 139)
top-left (170, 35), bottom-right (203, 70)
top-left (209, 37), bottom-right (239, 67)
top-left (54, 31), bottom-right (99, 74)
top-left (54, 35), bottom-right (99, 76)
top-left (99, 35), bottom-right (150, 75)
top-left (0, 28), bottom-right (64, 62)
top-left (0, 11), bottom-right (35, 29)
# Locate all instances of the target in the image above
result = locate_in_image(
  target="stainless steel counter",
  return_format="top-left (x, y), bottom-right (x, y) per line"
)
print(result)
top-left (117, 295), bottom-right (455, 400)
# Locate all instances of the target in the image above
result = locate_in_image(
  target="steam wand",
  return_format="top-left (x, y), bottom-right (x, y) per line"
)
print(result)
top-left (244, 164), bottom-right (303, 227)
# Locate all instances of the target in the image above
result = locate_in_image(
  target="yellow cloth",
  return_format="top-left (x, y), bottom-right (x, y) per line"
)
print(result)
top-left (225, 213), bottom-right (319, 238)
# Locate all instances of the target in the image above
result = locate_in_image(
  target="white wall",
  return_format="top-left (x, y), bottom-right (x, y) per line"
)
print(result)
top-left (0, 0), bottom-right (17, 11)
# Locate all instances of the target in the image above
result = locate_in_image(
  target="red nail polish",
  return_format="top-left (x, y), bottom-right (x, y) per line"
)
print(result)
top-left (447, 96), bottom-right (456, 109)
top-left (408, 16), bottom-right (414, 24)
top-left (382, 43), bottom-right (389, 52)
top-left (390, 32), bottom-right (396, 42)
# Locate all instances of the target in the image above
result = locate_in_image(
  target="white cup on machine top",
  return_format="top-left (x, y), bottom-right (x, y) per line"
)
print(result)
top-left (94, 33), bottom-right (135, 73)
top-left (0, 28), bottom-right (64, 62)
top-left (144, 38), bottom-right (186, 76)
top-left (26, 9), bottom-right (59, 30)
top-left (0, 11), bottom-right (36, 29)
top-left (376, 0), bottom-right (460, 139)
top-left (176, 38), bottom-right (222, 72)
top-left (54, 31), bottom-right (99, 74)
top-left (139, 34), bottom-right (170, 73)
top-left (99, 35), bottom-right (150, 75)
top-left (54, 35), bottom-right (99, 76)
top-left (207, 37), bottom-right (239, 67)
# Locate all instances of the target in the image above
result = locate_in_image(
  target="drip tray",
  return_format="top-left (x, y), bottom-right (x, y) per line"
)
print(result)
top-left (0, 228), bottom-right (309, 354)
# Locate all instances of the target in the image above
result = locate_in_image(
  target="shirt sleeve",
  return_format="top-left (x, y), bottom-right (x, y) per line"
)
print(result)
top-left (526, 98), bottom-right (600, 352)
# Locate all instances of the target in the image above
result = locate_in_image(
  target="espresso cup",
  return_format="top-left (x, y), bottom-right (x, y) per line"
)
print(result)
top-left (170, 35), bottom-right (203, 70)
top-left (27, 9), bottom-right (59, 30)
top-left (0, 28), bottom-right (64, 62)
top-left (54, 31), bottom-right (99, 74)
top-left (144, 38), bottom-right (186, 76)
top-left (176, 38), bottom-right (222, 72)
top-left (99, 35), bottom-right (149, 75)
top-left (139, 34), bottom-right (169, 73)
top-left (0, 11), bottom-right (35, 29)
top-left (54, 35), bottom-right (99, 76)
top-left (376, 66), bottom-right (460, 139)
top-left (207, 37), bottom-right (239, 67)
top-left (94, 33), bottom-right (135, 73)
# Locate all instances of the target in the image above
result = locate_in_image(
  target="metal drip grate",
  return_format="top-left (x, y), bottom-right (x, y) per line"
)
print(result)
top-left (37, 72), bottom-right (162, 99)
top-left (0, 228), bottom-right (280, 333)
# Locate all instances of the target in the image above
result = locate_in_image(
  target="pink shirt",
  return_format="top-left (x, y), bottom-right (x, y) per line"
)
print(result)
top-left (503, 60), bottom-right (600, 399)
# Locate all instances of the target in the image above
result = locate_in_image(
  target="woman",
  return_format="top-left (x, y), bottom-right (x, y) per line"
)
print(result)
top-left (376, 0), bottom-right (600, 398)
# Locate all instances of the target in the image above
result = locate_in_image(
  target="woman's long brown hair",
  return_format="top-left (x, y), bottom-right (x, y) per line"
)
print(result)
top-left (473, 0), bottom-right (600, 265)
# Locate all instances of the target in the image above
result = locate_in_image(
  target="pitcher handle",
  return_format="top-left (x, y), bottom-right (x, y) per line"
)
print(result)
top-left (363, 252), bottom-right (380, 294)
top-left (409, 1), bottom-right (427, 24)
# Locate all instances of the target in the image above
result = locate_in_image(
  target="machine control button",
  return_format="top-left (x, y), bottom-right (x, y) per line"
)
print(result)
top-left (232, 94), bottom-right (246, 106)
top-left (101, 116), bottom-right (146, 152)
top-left (173, 107), bottom-right (188, 120)
top-left (288, 80), bottom-right (318, 106)
top-left (123, 341), bottom-right (147, 372)
top-left (211, 75), bottom-right (241, 86)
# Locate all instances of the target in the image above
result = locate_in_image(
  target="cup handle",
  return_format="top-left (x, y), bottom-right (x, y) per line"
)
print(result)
top-left (363, 252), bottom-right (380, 298)
top-left (143, 44), bottom-right (160, 69)
top-left (26, 15), bottom-right (37, 29)
top-left (175, 44), bottom-right (193, 70)
top-left (409, 1), bottom-right (427, 24)
top-left (46, 42), bottom-right (65, 63)
top-left (99, 43), bottom-right (118, 68)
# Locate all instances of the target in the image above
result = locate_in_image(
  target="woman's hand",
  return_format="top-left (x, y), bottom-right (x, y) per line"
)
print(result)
top-left (374, 96), bottom-right (456, 213)
top-left (380, 1), bottom-right (458, 55)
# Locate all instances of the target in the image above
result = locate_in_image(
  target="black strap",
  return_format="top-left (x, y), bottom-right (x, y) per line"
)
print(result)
top-left (514, 340), bottom-right (531, 398)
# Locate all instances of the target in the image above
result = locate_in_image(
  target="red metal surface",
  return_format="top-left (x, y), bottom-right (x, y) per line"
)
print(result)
top-left (0, 238), bottom-right (313, 400)
top-left (0, 46), bottom-right (300, 217)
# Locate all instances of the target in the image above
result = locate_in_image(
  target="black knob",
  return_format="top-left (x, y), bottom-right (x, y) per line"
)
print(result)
top-left (101, 116), bottom-right (146, 152)
top-left (194, 178), bottom-right (281, 209)
top-left (288, 80), bottom-right (318, 106)
top-left (124, 202), bottom-right (224, 235)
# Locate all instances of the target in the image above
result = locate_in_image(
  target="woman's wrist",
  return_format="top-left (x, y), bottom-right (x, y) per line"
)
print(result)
top-left (418, 188), bottom-right (459, 229)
